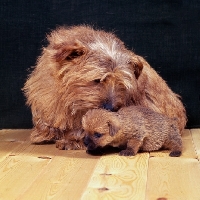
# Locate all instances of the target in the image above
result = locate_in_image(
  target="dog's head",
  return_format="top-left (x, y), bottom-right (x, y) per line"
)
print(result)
top-left (25, 25), bottom-right (144, 130)
top-left (47, 26), bottom-right (143, 112)
top-left (82, 109), bottom-right (121, 151)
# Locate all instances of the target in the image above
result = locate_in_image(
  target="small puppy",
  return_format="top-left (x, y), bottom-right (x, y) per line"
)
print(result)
top-left (82, 106), bottom-right (182, 156)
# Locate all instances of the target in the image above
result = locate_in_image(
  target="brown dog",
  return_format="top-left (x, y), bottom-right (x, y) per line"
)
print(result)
top-left (82, 106), bottom-right (182, 156)
top-left (23, 25), bottom-right (186, 150)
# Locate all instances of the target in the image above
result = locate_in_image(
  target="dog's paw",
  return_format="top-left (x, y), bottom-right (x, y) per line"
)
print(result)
top-left (55, 139), bottom-right (86, 150)
top-left (56, 139), bottom-right (67, 150)
top-left (119, 149), bottom-right (135, 156)
top-left (69, 140), bottom-right (86, 150)
top-left (169, 151), bottom-right (181, 157)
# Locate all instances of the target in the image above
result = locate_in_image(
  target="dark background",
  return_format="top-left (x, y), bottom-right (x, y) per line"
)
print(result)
top-left (0, 0), bottom-right (200, 129)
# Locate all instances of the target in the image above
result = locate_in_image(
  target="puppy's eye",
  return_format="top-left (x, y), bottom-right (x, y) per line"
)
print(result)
top-left (93, 79), bottom-right (101, 84)
top-left (94, 132), bottom-right (103, 138)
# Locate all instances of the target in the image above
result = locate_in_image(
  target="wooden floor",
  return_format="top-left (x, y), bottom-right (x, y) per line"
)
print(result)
top-left (0, 129), bottom-right (200, 200)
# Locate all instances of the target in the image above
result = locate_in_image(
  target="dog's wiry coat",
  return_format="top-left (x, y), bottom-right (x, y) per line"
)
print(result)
top-left (82, 106), bottom-right (182, 156)
top-left (23, 25), bottom-right (186, 150)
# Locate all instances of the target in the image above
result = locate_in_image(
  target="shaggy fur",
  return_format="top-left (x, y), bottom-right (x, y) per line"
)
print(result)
top-left (23, 25), bottom-right (186, 150)
top-left (82, 106), bottom-right (182, 156)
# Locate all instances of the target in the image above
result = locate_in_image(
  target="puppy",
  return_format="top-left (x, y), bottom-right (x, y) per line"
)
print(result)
top-left (82, 106), bottom-right (182, 156)
top-left (23, 25), bottom-right (186, 150)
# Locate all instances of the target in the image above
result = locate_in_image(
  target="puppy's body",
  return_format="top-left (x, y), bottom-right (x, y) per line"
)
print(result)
top-left (23, 25), bottom-right (186, 150)
top-left (82, 106), bottom-right (182, 156)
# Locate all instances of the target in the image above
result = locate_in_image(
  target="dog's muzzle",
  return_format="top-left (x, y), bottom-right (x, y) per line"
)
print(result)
top-left (84, 136), bottom-right (97, 150)
top-left (83, 136), bottom-right (91, 147)
top-left (102, 102), bottom-right (120, 112)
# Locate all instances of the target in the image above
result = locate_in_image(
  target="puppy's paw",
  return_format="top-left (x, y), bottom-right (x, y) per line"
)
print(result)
top-left (119, 149), bottom-right (135, 156)
top-left (169, 151), bottom-right (181, 157)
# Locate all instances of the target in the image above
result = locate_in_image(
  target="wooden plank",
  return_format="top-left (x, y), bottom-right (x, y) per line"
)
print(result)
top-left (0, 145), bottom-right (52, 200)
top-left (81, 153), bottom-right (149, 200)
top-left (149, 129), bottom-right (197, 158)
top-left (0, 138), bottom-right (99, 200)
top-left (0, 129), bottom-right (56, 162)
top-left (0, 141), bottom-right (25, 162)
top-left (0, 156), bottom-right (51, 200)
top-left (146, 157), bottom-right (200, 200)
top-left (181, 129), bottom-right (191, 140)
top-left (181, 129), bottom-right (198, 158)
top-left (0, 129), bottom-right (31, 142)
top-left (0, 141), bottom-right (61, 200)
top-left (190, 128), bottom-right (200, 160)
top-left (0, 129), bottom-right (31, 162)
top-left (0, 129), bottom-right (199, 200)
top-left (0, 129), bottom-right (99, 200)
top-left (17, 150), bottom-right (99, 200)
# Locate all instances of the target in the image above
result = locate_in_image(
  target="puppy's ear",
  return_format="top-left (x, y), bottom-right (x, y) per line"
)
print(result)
top-left (108, 120), bottom-right (120, 136)
top-left (131, 56), bottom-right (143, 79)
top-left (53, 40), bottom-right (86, 62)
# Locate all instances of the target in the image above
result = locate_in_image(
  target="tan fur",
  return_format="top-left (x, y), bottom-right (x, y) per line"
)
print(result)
top-left (82, 106), bottom-right (182, 156)
top-left (22, 25), bottom-right (186, 150)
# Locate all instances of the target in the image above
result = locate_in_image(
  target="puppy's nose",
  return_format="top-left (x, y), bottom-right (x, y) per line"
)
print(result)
top-left (84, 136), bottom-right (90, 147)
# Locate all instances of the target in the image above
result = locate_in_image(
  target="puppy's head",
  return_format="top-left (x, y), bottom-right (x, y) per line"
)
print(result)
top-left (82, 109), bottom-right (121, 151)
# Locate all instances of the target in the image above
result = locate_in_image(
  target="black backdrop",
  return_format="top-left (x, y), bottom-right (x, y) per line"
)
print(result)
top-left (0, 0), bottom-right (200, 129)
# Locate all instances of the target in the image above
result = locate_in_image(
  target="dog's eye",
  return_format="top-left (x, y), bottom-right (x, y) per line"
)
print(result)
top-left (126, 60), bottom-right (131, 64)
top-left (65, 50), bottom-right (84, 61)
top-left (94, 132), bottom-right (103, 138)
top-left (93, 79), bottom-right (101, 84)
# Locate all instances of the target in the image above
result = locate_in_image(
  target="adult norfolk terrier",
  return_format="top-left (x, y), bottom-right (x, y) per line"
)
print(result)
top-left (23, 25), bottom-right (186, 150)
top-left (82, 106), bottom-right (182, 157)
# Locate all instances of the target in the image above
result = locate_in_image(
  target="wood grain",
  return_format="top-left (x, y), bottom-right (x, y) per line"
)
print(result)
top-left (81, 153), bottom-right (149, 200)
top-left (0, 145), bottom-right (51, 200)
top-left (0, 129), bottom-right (31, 141)
top-left (15, 150), bottom-right (99, 200)
top-left (146, 157), bottom-right (200, 200)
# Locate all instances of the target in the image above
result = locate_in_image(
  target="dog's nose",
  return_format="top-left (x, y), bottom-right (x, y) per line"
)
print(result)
top-left (103, 102), bottom-right (119, 112)
top-left (103, 102), bottom-right (114, 111)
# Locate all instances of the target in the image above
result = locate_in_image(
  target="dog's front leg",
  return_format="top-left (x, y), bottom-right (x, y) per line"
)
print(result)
top-left (31, 120), bottom-right (61, 144)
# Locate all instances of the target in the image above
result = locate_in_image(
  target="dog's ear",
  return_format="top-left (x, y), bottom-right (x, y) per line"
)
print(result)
top-left (53, 40), bottom-right (86, 62)
top-left (107, 120), bottom-right (120, 136)
top-left (131, 56), bottom-right (143, 79)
